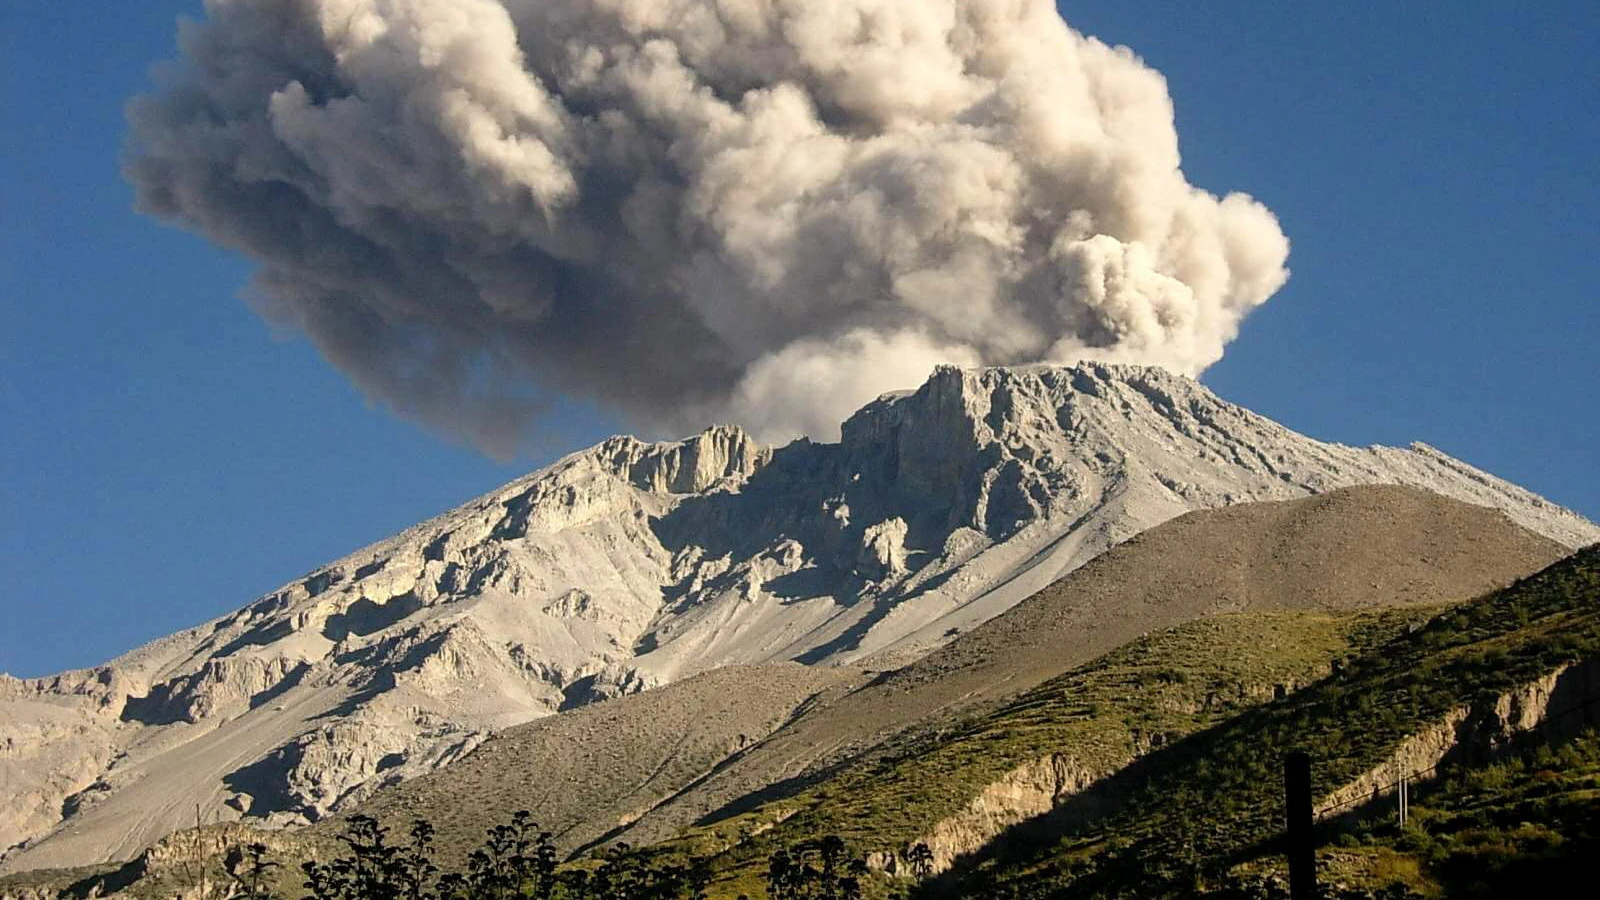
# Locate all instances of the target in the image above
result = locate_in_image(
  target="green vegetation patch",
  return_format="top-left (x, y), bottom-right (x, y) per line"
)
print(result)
top-left (940, 546), bottom-right (1600, 899)
top-left (661, 605), bottom-right (1441, 895)
top-left (1318, 727), bottom-right (1600, 898)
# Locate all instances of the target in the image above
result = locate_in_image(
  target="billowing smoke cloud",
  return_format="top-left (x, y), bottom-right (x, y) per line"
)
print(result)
top-left (128, 0), bottom-right (1289, 451)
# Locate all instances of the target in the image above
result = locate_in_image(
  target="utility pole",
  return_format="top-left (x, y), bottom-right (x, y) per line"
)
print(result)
top-left (1399, 774), bottom-right (1409, 827)
top-left (1285, 751), bottom-right (1317, 900)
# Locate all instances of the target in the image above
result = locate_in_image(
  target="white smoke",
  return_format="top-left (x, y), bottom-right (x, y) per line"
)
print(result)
top-left (127, 0), bottom-right (1289, 451)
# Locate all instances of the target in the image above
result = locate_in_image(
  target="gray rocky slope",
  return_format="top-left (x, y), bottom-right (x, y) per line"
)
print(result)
top-left (2, 363), bottom-right (1595, 873)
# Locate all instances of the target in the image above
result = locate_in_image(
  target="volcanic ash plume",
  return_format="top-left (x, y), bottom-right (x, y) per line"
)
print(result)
top-left (127, 0), bottom-right (1290, 450)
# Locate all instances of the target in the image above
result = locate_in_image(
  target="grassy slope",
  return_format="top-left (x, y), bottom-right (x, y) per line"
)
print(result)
top-left (936, 545), bottom-right (1600, 899)
top-left (1315, 728), bottom-right (1600, 898)
top-left (652, 607), bottom-right (1440, 898)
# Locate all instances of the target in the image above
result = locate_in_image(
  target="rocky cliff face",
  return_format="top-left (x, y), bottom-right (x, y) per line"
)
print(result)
top-left (1317, 656), bottom-right (1600, 817)
top-left (869, 753), bottom-right (1112, 877)
top-left (2, 363), bottom-right (1595, 874)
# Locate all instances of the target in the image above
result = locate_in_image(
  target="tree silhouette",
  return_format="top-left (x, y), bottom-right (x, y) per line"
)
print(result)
top-left (905, 843), bottom-right (935, 881)
top-left (296, 812), bottom-right (719, 900)
top-left (223, 841), bottom-right (280, 900)
top-left (302, 815), bottom-right (428, 900)
top-left (444, 810), bottom-right (557, 900)
top-left (767, 836), bottom-right (867, 900)
top-left (249, 813), bottom-right (877, 900)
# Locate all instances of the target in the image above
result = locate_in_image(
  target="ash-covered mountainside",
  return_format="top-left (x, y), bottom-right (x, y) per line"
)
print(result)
top-left (2, 363), bottom-right (1595, 873)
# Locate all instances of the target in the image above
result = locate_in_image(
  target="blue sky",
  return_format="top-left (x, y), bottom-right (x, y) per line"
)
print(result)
top-left (2, 1), bottom-right (1596, 678)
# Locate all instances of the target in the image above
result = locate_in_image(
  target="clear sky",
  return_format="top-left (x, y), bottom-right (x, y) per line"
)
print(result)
top-left (3, 1), bottom-right (1596, 678)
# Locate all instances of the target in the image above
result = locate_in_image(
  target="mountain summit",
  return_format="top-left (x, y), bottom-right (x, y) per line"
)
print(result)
top-left (3, 363), bottom-right (1595, 871)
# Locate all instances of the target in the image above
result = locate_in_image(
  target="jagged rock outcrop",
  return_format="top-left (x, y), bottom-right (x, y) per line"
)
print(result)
top-left (871, 754), bottom-right (1112, 877)
top-left (2, 363), bottom-right (1595, 875)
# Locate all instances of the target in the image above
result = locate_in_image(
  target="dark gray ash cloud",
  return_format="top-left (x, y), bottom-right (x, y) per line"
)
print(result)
top-left (127, 0), bottom-right (1289, 451)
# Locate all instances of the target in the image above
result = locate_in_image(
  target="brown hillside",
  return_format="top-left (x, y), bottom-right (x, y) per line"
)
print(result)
top-left (602, 485), bottom-right (1568, 848)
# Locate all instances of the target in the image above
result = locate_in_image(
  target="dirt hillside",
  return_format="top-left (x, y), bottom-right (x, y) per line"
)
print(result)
top-left (340, 663), bottom-right (861, 862)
